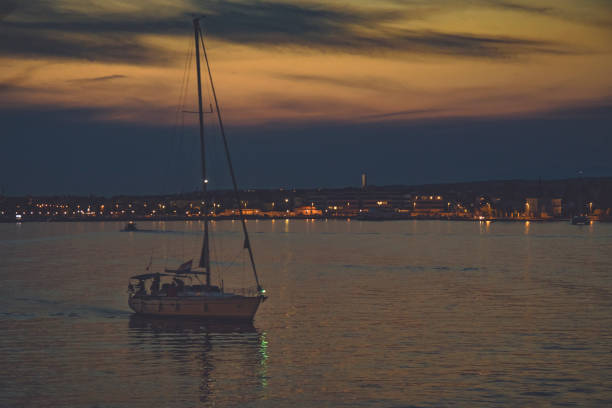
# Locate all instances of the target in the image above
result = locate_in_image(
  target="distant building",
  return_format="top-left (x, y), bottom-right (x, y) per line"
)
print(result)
top-left (305, 187), bottom-right (410, 210)
top-left (411, 195), bottom-right (446, 217)
top-left (551, 198), bottom-right (563, 217)
top-left (525, 198), bottom-right (539, 218)
top-left (217, 208), bottom-right (261, 217)
top-left (294, 206), bottom-right (322, 217)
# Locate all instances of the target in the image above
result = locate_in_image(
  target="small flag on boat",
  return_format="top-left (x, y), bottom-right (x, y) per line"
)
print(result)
top-left (177, 259), bottom-right (193, 272)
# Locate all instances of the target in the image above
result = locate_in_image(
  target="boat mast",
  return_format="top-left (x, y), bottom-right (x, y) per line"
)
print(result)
top-left (196, 23), bottom-right (263, 292)
top-left (193, 18), bottom-right (211, 286)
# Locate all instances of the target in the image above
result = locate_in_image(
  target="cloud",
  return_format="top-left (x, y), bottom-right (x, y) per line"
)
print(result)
top-left (0, 26), bottom-right (168, 64)
top-left (360, 108), bottom-right (447, 120)
top-left (0, 64), bottom-right (44, 93)
top-left (489, 1), bottom-right (553, 14)
top-left (275, 73), bottom-right (400, 93)
top-left (488, 0), bottom-right (612, 28)
top-left (390, 0), bottom-right (612, 29)
top-left (361, 108), bottom-right (447, 120)
top-left (536, 97), bottom-right (612, 119)
top-left (69, 74), bottom-right (128, 83)
top-left (0, 0), bottom-right (578, 64)
top-left (0, 0), bottom-right (18, 21)
top-left (193, 1), bottom-right (574, 58)
top-left (354, 29), bottom-right (571, 58)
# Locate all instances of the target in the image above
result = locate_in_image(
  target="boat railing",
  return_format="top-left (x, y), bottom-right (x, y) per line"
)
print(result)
top-left (224, 286), bottom-right (260, 297)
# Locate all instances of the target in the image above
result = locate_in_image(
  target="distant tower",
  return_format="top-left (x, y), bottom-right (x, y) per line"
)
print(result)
top-left (361, 172), bottom-right (367, 190)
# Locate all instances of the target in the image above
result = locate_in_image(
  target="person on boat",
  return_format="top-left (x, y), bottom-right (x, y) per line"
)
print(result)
top-left (160, 282), bottom-right (171, 295)
top-left (173, 277), bottom-right (185, 292)
top-left (167, 282), bottom-right (178, 297)
top-left (150, 273), bottom-right (160, 295)
top-left (136, 279), bottom-right (146, 295)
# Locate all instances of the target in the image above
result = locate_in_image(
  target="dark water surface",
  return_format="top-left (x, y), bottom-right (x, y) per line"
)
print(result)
top-left (1, 220), bottom-right (611, 407)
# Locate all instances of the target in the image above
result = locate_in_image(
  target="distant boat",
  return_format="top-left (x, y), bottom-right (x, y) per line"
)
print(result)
top-left (127, 18), bottom-right (266, 321)
top-left (123, 220), bottom-right (137, 231)
top-left (572, 171), bottom-right (591, 225)
top-left (571, 215), bottom-right (590, 225)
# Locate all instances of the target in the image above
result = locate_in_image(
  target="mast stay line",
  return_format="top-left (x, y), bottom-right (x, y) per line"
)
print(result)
top-left (194, 18), bottom-right (263, 292)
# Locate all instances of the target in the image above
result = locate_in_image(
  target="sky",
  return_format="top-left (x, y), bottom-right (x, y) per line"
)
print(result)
top-left (1, 0), bottom-right (611, 195)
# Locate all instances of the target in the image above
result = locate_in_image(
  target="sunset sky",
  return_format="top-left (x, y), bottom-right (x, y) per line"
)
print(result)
top-left (1, 0), bottom-right (611, 195)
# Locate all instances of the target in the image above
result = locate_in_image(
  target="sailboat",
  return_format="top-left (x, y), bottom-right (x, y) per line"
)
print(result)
top-left (571, 171), bottom-right (591, 225)
top-left (127, 18), bottom-right (266, 321)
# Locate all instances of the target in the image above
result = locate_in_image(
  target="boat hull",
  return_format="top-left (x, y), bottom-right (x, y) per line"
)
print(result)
top-left (128, 295), bottom-right (262, 321)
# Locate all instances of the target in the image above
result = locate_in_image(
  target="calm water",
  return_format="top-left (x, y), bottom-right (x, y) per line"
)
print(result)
top-left (1, 220), bottom-right (611, 407)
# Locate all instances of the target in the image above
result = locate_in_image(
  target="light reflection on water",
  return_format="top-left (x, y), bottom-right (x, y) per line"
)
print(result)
top-left (1, 220), bottom-right (611, 407)
top-left (127, 316), bottom-right (268, 406)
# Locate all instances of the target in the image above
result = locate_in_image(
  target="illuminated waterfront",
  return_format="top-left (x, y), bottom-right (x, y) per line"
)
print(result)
top-left (1, 220), bottom-right (611, 407)
top-left (2, 177), bottom-right (612, 222)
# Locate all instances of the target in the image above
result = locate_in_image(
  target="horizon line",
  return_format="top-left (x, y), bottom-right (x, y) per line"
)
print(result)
top-left (2, 175), bottom-right (610, 198)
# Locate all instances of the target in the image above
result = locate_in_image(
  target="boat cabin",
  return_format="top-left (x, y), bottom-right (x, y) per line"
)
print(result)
top-left (128, 272), bottom-right (222, 298)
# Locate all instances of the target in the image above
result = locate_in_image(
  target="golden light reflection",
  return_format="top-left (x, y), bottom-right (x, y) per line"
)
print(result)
top-left (259, 331), bottom-right (269, 389)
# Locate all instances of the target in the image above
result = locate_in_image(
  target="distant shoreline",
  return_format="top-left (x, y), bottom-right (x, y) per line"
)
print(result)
top-left (3, 176), bottom-right (610, 223)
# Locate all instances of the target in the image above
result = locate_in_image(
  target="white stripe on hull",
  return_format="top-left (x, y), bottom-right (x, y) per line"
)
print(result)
top-left (128, 295), bottom-right (261, 320)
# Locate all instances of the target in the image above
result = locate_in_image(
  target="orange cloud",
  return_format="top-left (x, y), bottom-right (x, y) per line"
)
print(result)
top-left (0, 0), bottom-right (610, 127)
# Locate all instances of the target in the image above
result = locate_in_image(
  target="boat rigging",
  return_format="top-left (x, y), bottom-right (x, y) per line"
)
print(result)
top-left (127, 18), bottom-right (267, 320)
